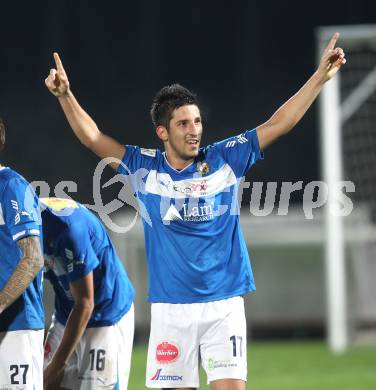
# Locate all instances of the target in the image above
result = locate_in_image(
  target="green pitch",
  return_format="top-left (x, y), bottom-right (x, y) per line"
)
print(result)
top-left (128, 341), bottom-right (376, 389)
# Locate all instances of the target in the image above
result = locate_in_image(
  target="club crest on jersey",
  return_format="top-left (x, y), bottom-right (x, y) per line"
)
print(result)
top-left (196, 161), bottom-right (210, 175)
top-left (156, 341), bottom-right (180, 364)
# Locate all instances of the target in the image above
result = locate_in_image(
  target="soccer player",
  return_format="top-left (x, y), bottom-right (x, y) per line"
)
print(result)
top-left (0, 118), bottom-right (45, 389)
top-left (41, 197), bottom-right (135, 390)
top-left (45, 33), bottom-right (345, 390)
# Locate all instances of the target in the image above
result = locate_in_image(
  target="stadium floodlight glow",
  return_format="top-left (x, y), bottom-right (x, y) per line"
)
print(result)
top-left (316, 24), bottom-right (376, 353)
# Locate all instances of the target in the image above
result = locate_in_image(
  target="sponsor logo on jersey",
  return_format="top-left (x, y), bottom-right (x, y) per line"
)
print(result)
top-left (156, 341), bottom-right (180, 364)
top-left (225, 134), bottom-right (248, 148)
top-left (157, 177), bottom-right (208, 196)
top-left (196, 161), bottom-right (210, 175)
top-left (163, 205), bottom-right (183, 221)
top-left (182, 203), bottom-right (214, 221)
top-left (150, 369), bottom-right (183, 382)
top-left (172, 180), bottom-right (208, 195)
top-left (146, 164), bottom-right (237, 199)
top-left (162, 203), bottom-right (214, 222)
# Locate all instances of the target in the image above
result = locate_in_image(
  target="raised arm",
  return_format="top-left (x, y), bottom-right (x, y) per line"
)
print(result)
top-left (256, 32), bottom-right (346, 150)
top-left (44, 273), bottom-right (94, 390)
top-left (0, 236), bottom-right (43, 314)
top-left (45, 53), bottom-right (125, 169)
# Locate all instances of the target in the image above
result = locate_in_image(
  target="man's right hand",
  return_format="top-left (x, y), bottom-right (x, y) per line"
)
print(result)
top-left (44, 51), bottom-right (126, 168)
top-left (45, 53), bottom-right (70, 97)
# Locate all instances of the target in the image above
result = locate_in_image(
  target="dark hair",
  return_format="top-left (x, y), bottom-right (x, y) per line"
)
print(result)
top-left (150, 83), bottom-right (199, 129)
top-left (0, 118), bottom-right (5, 151)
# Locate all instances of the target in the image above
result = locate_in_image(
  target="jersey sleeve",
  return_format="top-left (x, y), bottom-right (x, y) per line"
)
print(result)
top-left (61, 224), bottom-right (99, 283)
top-left (117, 145), bottom-right (158, 175)
top-left (2, 178), bottom-right (41, 241)
top-left (212, 129), bottom-right (263, 177)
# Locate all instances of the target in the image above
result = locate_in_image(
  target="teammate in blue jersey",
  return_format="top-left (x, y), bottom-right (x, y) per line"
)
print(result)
top-left (40, 197), bottom-right (135, 390)
top-left (45, 33), bottom-right (346, 390)
top-left (0, 118), bottom-right (45, 389)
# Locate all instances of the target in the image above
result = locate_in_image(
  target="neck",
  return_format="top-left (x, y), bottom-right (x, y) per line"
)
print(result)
top-left (165, 151), bottom-right (194, 171)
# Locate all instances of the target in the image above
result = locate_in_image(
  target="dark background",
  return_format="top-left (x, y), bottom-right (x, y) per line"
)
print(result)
top-left (0, 0), bottom-right (375, 206)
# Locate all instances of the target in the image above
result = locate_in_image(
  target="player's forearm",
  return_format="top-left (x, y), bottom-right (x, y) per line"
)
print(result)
top-left (56, 90), bottom-right (125, 166)
top-left (0, 236), bottom-right (43, 313)
top-left (267, 71), bottom-right (325, 135)
top-left (50, 300), bottom-right (93, 366)
top-left (57, 90), bottom-right (102, 149)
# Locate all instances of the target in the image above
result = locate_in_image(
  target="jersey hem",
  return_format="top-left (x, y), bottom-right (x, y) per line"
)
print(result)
top-left (147, 287), bottom-right (255, 304)
top-left (0, 326), bottom-right (44, 332)
top-left (54, 300), bottom-right (134, 328)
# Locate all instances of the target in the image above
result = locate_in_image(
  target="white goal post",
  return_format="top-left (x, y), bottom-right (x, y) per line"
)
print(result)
top-left (316, 25), bottom-right (376, 353)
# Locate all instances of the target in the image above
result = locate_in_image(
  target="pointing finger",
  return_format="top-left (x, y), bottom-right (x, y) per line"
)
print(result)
top-left (324, 32), bottom-right (339, 53)
top-left (53, 52), bottom-right (66, 75)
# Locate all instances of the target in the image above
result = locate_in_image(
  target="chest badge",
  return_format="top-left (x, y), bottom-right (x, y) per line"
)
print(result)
top-left (197, 161), bottom-right (210, 175)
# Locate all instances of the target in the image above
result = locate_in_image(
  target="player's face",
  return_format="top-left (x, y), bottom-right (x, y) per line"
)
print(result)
top-left (164, 104), bottom-right (203, 164)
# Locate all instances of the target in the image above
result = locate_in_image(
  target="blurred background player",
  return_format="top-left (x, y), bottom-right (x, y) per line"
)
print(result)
top-left (41, 197), bottom-right (135, 390)
top-left (0, 117), bottom-right (45, 389)
top-left (45, 33), bottom-right (345, 390)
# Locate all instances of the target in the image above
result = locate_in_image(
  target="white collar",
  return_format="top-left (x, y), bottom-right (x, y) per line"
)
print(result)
top-left (163, 152), bottom-right (194, 173)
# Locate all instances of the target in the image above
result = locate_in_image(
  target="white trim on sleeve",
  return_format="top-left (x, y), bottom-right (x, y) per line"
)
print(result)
top-left (12, 229), bottom-right (40, 241)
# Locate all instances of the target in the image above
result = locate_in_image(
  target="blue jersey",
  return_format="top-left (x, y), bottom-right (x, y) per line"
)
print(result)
top-left (0, 167), bottom-right (44, 332)
top-left (117, 129), bottom-right (263, 303)
top-left (41, 198), bottom-right (135, 327)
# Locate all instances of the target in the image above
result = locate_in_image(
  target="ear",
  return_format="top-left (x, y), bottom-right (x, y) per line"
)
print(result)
top-left (156, 125), bottom-right (168, 142)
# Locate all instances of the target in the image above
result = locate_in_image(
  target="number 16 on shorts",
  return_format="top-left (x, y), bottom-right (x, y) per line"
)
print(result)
top-left (89, 349), bottom-right (106, 371)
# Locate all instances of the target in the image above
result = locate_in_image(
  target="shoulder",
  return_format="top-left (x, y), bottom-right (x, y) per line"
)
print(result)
top-left (0, 168), bottom-right (29, 188)
top-left (0, 168), bottom-right (35, 202)
top-left (119, 145), bottom-right (163, 174)
top-left (65, 215), bottom-right (91, 237)
top-left (124, 145), bottom-right (162, 158)
top-left (196, 145), bottom-right (227, 172)
top-left (56, 221), bottom-right (92, 257)
top-left (139, 147), bottom-right (159, 158)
